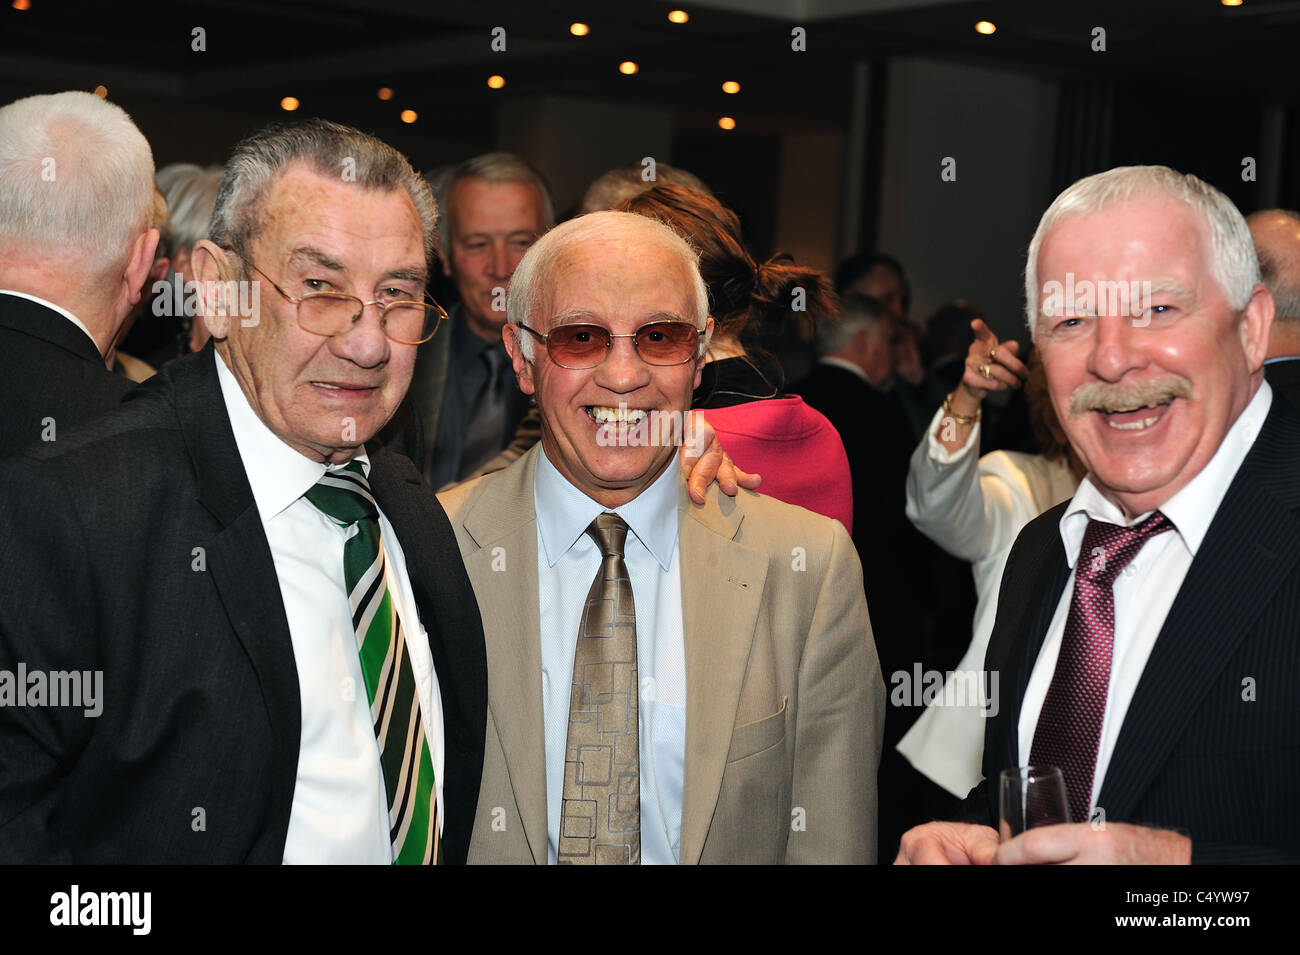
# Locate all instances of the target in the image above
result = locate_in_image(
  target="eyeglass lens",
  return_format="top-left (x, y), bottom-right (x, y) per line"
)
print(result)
top-left (547, 322), bottom-right (699, 366)
top-left (298, 294), bottom-right (439, 344)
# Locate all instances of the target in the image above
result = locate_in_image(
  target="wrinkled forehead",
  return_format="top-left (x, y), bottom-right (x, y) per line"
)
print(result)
top-left (537, 235), bottom-right (697, 324)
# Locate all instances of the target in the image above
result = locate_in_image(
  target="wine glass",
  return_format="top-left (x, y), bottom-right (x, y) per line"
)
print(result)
top-left (998, 765), bottom-right (1070, 841)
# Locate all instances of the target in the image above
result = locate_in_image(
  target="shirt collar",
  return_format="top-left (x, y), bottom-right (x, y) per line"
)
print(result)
top-left (214, 350), bottom-right (369, 522)
top-left (534, 446), bottom-right (680, 571)
top-left (0, 288), bottom-right (99, 352)
top-left (1060, 381), bottom-right (1273, 565)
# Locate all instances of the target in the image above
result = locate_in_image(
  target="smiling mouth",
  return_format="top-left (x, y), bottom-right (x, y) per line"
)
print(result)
top-left (1097, 397), bottom-right (1174, 431)
top-left (586, 405), bottom-right (649, 427)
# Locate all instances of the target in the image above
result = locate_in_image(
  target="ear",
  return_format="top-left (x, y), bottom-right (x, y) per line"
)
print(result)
top-left (693, 316), bottom-right (715, 391)
top-left (122, 228), bottom-right (160, 308)
top-left (1240, 282), bottom-right (1274, 373)
top-left (503, 322), bottom-right (535, 395)
top-left (191, 240), bottom-right (235, 341)
top-left (149, 256), bottom-right (171, 285)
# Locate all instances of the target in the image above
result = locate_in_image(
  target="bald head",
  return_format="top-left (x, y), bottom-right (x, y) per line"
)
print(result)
top-left (1248, 209), bottom-right (1300, 358)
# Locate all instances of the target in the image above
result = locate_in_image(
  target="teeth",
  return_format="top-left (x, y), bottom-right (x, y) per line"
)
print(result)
top-left (1108, 415), bottom-right (1160, 430)
top-left (589, 406), bottom-right (647, 424)
top-left (315, 383), bottom-right (341, 390)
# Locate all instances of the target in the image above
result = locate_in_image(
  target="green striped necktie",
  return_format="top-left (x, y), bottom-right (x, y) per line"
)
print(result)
top-left (304, 461), bottom-right (440, 865)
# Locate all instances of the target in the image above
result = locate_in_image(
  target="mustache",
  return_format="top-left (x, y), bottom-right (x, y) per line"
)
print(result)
top-left (1067, 376), bottom-right (1194, 417)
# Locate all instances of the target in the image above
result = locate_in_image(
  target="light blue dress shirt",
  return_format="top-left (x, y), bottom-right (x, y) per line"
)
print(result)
top-left (534, 451), bottom-right (687, 865)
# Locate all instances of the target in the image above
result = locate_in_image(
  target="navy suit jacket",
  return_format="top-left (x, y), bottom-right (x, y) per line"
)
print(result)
top-left (976, 394), bottom-right (1300, 863)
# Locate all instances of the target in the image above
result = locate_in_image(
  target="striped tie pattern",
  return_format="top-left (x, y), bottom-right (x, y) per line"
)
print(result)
top-left (304, 462), bottom-right (440, 865)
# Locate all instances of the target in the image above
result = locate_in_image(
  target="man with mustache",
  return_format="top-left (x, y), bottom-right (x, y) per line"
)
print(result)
top-left (897, 165), bottom-right (1300, 864)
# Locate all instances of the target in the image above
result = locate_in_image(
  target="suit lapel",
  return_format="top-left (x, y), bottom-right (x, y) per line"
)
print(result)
top-left (459, 449), bottom-right (549, 863)
top-left (172, 349), bottom-right (302, 851)
top-left (981, 507), bottom-right (1069, 790)
top-left (678, 484), bottom-right (768, 865)
top-left (1099, 402), bottom-right (1300, 819)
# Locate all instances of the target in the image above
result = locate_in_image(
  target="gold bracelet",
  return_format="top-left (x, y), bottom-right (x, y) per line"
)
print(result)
top-left (942, 393), bottom-right (982, 425)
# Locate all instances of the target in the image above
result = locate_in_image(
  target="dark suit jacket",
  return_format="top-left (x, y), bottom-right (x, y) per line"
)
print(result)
top-left (405, 305), bottom-right (530, 489)
top-left (794, 364), bottom-right (939, 684)
top-left (0, 292), bottom-right (132, 457)
top-left (0, 346), bottom-right (487, 863)
top-left (976, 396), bottom-right (1300, 863)
top-left (1266, 358), bottom-right (1300, 413)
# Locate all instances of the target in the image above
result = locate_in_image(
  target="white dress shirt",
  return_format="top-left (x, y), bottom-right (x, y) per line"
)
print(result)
top-left (1018, 382), bottom-right (1273, 814)
top-left (215, 352), bottom-right (444, 863)
top-left (0, 289), bottom-right (99, 353)
top-left (897, 406), bottom-right (1078, 796)
top-left (534, 450), bottom-right (687, 865)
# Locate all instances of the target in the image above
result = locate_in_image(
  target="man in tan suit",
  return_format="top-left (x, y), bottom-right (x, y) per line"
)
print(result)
top-left (440, 211), bottom-right (883, 864)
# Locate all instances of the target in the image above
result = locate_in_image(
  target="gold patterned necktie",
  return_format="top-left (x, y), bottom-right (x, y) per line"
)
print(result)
top-left (558, 513), bottom-right (641, 864)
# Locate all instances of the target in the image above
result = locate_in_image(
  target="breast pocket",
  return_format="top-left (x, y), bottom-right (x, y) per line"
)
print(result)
top-left (726, 697), bottom-right (788, 763)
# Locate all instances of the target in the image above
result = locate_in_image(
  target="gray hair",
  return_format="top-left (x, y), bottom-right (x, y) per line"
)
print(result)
top-left (436, 151), bottom-right (554, 255)
top-left (817, 293), bottom-right (886, 356)
top-left (208, 119), bottom-right (437, 266)
top-left (579, 162), bottom-right (711, 215)
top-left (508, 210), bottom-right (710, 362)
top-left (1024, 165), bottom-right (1259, 337)
top-left (0, 90), bottom-right (155, 269)
top-left (156, 163), bottom-right (223, 254)
top-left (1248, 208), bottom-right (1300, 323)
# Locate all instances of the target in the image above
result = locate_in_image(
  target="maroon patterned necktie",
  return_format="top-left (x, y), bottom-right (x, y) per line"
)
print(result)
top-left (1028, 511), bottom-right (1173, 824)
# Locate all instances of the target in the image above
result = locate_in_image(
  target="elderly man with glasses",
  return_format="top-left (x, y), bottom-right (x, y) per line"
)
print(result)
top-left (438, 211), bottom-right (884, 865)
top-left (0, 119), bottom-right (487, 864)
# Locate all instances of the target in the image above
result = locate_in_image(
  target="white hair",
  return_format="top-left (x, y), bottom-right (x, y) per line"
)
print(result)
top-left (209, 119), bottom-right (437, 267)
top-left (156, 163), bottom-right (223, 253)
top-left (0, 90), bottom-right (155, 269)
top-left (509, 211), bottom-right (710, 362)
top-left (1024, 165), bottom-right (1259, 337)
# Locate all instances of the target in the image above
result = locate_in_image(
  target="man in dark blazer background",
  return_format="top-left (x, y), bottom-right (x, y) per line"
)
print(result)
top-left (0, 120), bottom-right (486, 863)
top-left (0, 91), bottom-right (160, 457)
top-left (898, 166), bottom-right (1300, 864)
top-left (1248, 209), bottom-right (1300, 412)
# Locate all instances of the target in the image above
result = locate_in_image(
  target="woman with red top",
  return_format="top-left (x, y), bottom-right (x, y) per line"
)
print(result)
top-left (614, 184), bottom-right (852, 532)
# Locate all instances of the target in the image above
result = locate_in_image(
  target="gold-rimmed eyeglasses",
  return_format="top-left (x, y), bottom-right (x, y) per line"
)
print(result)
top-left (234, 254), bottom-right (446, 345)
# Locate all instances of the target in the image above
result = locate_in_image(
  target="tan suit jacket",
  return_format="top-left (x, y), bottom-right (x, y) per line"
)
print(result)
top-left (438, 445), bottom-right (884, 864)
